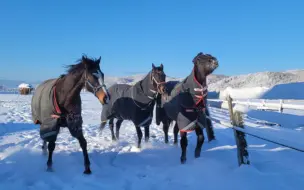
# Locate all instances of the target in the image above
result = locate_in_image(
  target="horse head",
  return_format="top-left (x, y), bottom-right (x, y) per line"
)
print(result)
top-left (81, 55), bottom-right (110, 105)
top-left (192, 52), bottom-right (219, 84)
top-left (151, 63), bottom-right (166, 94)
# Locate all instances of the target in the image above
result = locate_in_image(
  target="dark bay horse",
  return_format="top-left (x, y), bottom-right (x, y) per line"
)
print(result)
top-left (156, 52), bottom-right (219, 164)
top-left (99, 64), bottom-right (166, 148)
top-left (31, 55), bottom-right (109, 174)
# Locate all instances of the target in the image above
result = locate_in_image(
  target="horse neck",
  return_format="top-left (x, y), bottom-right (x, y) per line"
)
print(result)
top-left (180, 69), bottom-right (207, 91)
top-left (56, 71), bottom-right (84, 113)
top-left (135, 72), bottom-right (155, 98)
top-left (192, 67), bottom-right (207, 87)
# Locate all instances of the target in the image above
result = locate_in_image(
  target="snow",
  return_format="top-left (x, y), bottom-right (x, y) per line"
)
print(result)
top-left (261, 82), bottom-right (304, 100)
top-left (1, 93), bottom-right (304, 190)
top-left (18, 83), bottom-right (32, 89)
top-left (219, 86), bottom-right (270, 100)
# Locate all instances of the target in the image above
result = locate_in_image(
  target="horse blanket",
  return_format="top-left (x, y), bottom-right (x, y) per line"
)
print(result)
top-left (101, 81), bottom-right (156, 127)
top-left (160, 70), bottom-right (208, 132)
top-left (31, 79), bottom-right (64, 141)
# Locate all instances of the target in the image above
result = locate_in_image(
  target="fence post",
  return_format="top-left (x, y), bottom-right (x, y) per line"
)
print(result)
top-left (227, 95), bottom-right (250, 166)
top-left (279, 99), bottom-right (283, 113)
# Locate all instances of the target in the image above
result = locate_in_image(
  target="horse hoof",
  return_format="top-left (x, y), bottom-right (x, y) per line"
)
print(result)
top-left (46, 166), bottom-right (54, 172)
top-left (208, 137), bottom-right (215, 142)
top-left (173, 141), bottom-right (178, 145)
top-left (180, 158), bottom-right (186, 164)
top-left (145, 138), bottom-right (149, 143)
top-left (181, 159), bottom-right (186, 164)
top-left (83, 169), bottom-right (92, 175)
top-left (165, 139), bottom-right (169, 144)
top-left (195, 149), bottom-right (201, 158)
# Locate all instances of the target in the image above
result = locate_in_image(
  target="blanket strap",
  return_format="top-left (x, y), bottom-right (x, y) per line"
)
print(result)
top-left (53, 86), bottom-right (62, 115)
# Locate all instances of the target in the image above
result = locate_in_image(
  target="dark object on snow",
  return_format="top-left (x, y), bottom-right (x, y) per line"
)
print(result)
top-left (100, 63), bottom-right (166, 148)
top-left (156, 52), bottom-right (219, 164)
top-left (31, 55), bottom-right (109, 174)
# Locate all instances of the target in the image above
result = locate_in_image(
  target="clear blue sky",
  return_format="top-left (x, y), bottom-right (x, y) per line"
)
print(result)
top-left (0, 0), bottom-right (303, 81)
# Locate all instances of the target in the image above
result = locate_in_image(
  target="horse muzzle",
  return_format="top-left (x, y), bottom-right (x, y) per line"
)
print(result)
top-left (158, 84), bottom-right (167, 95)
top-left (96, 89), bottom-right (110, 105)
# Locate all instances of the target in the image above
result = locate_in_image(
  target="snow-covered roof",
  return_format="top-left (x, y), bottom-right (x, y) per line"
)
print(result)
top-left (18, 83), bottom-right (32, 89)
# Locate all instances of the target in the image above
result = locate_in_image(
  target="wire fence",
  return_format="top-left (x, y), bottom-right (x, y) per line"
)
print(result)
top-left (207, 96), bottom-right (304, 166)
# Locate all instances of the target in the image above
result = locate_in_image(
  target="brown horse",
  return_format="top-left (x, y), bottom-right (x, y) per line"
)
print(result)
top-left (31, 55), bottom-right (109, 174)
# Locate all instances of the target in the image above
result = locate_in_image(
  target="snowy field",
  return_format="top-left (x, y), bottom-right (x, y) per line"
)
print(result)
top-left (0, 93), bottom-right (304, 190)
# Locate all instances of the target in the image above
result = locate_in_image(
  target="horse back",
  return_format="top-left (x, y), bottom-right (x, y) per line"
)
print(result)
top-left (31, 78), bottom-right (57, 124)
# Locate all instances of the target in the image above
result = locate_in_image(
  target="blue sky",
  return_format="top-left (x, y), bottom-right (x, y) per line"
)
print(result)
top-left (0, 0), bottom-right (303, 81)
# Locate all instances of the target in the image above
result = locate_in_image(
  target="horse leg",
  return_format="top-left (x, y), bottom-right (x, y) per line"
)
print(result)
top-left (77, 133), bottom-right (92, 174)
top-left (42, 140), bottom-right (47, 154)
top-left (195, 126), bottom-right (205, 158)
top-left (109, 118), bottom-right (116, 141)
top-left (205, 108), bottom-right (215, 142)
top-left (115, 119), bottom-right (123, 140)
top-left (99, 121), bottom-right (107, 135)
top-left (180, 131), bottom-right (188, 164)
top-left (46, 140), bottom-right (56, 171)
top-left (135, 126), bottom-right (143, 148)
top-left (163, 122), bottom-right (169, 144)
top-left (144, 126), bottom-right (150, 142)
top-left (173, 123), bottom-right (179, 145)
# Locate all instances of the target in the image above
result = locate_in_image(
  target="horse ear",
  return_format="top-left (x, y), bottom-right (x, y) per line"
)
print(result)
top-left (193, 52), bottom-right (203, 64)
top-left (82, 55), bottom-right (86, 61)
top-left (97, 56), bottom-right (101, 65)
top-left (82, 55), bottom-right (88, 65)
top-left (152, 63), bottom-right (156, 70)
top-left (160, 63), bottom-right (163, 70)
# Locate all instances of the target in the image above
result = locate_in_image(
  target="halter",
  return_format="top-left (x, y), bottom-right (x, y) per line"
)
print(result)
top-left (84, 70), bottom-right (110, 100)
top-left (131, 72), bottom-right (166, 110)
top-left (150, 72), bottom-right (166, 95)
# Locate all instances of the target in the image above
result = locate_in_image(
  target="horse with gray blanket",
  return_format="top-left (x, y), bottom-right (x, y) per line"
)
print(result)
top-left (100, 64), bottom-right (166, 148)
top-left (156, 52), bottom-right (219, 164)
top-left (31, 55), bottom-right (109, 174)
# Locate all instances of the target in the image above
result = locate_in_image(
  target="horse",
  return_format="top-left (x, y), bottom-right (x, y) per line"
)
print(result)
top-left (156, 52), bottom-right (219, 164)
top-left (99, 63), bottom-right (166, 148)
top-left (31, 55), bottom-right (109, 174)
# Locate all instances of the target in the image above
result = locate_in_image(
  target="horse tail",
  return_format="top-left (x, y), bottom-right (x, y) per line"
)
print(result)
top-left (155, 94), bottom-right (163, 125)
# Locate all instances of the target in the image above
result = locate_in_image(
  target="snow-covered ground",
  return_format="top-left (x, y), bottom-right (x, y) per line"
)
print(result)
top-left (1, 93), bottom-right (304, 190)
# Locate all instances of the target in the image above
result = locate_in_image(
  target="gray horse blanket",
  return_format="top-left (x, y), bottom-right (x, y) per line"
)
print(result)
top-left (31, 79), bottom-right (62, 141)
top-left (101, 81), bottom-right (156, 127)
top-left (161, 70), bottom-right (208, 131)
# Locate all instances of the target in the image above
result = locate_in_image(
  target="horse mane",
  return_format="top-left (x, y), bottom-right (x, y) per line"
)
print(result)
top-left (64, 55), bottom-right (100, 75)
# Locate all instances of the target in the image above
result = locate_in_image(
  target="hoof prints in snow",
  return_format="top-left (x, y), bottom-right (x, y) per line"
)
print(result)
top-left (0, 93), bottom-right (304, 190)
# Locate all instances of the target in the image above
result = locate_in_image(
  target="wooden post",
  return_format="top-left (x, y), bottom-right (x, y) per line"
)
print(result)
top-left (227, 95), bottom-right (234, 124)
top-left (279, 99), bottom-right (283, 113)
top-left (233, 111), bottom-right (250, 166)
top-left (227, 95), bottom-right (250, 166)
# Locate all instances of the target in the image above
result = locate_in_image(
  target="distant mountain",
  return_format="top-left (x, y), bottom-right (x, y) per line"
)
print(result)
top-left (104, 73), bottom-right (182, 87)
top-left (208, 70), bottom-right (304, 92)
top-left (1, 69), bottom-right (303, 92)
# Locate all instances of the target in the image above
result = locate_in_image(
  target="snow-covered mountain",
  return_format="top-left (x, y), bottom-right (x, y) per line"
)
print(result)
top-left (208, 70), bottom-right (304, 92)
top-left (1, 69), bottom-right (303, 92)
top-left (104, 69), bottom-right (304, 92)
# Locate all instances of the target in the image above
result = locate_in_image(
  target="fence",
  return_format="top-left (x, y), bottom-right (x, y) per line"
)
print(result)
top-left (206, 96), bottom-right (304, 166)
top-left (207, 98), bottom-right (304, 112)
